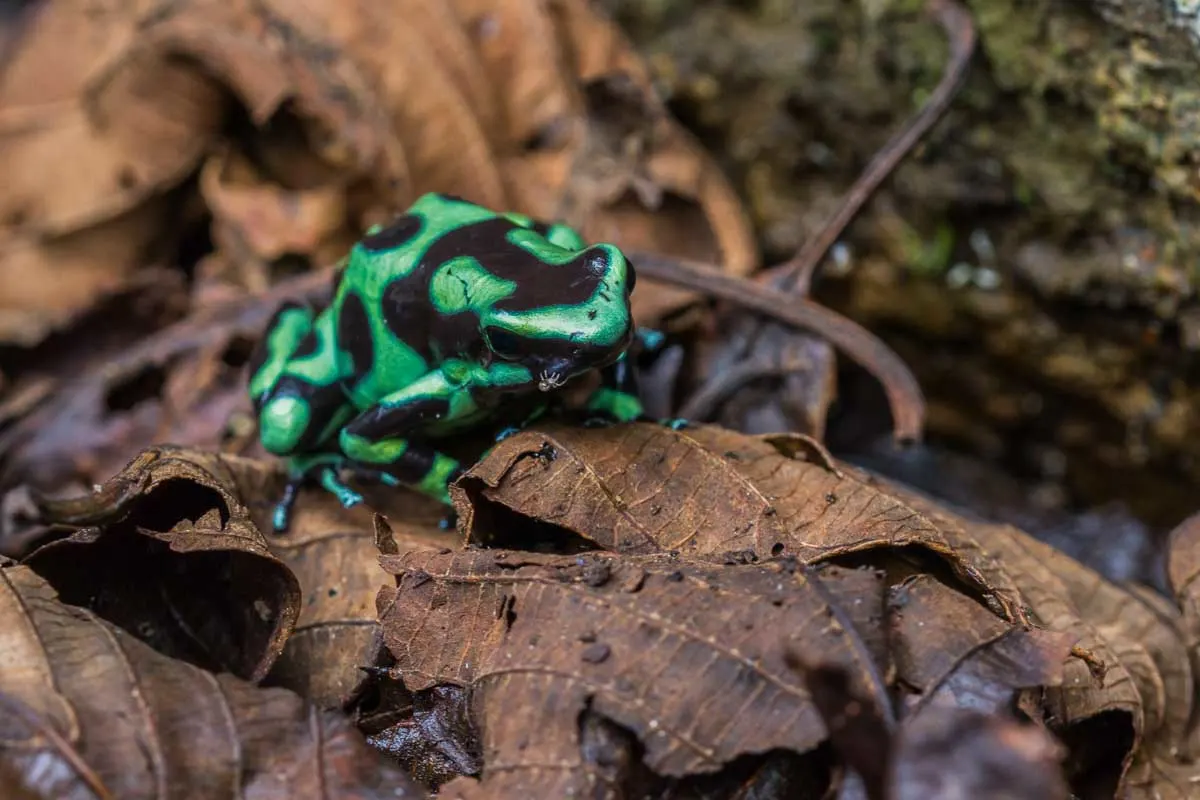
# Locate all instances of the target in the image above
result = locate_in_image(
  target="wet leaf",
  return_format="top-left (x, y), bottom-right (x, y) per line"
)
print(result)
top-left (0, 564), bottom-right (424, 799)
top-left (377, 548), bottom-right (889, 795)
top-left (453, 421), bottom-right (1025, 623)
top-left (29, 446), bottom-right (300, 683)
top-left (364, 684), bottom-right (482, 789)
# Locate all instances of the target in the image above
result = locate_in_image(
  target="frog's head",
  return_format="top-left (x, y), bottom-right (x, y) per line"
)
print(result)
top-left (479, 244), bottom-right (636, 393)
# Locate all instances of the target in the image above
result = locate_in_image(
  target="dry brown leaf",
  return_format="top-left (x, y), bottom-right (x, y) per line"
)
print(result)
top-left (0, 564), bottom-right (424, 799)
top-left (0, 268), bottom-right (331, 495)
top-left (994, 530), bottom-right (1198, 799)
top-left (200, 148), bottom-right (353, 277)
top-left (444, 420), bottom-right (1200, 793)
top-left (0, 204), bottom-right (173, 346)
top-left (0, 3), bottom-right (225, 235)
top-left (0, 0), bottom-right (401, 344)
top-left (0, 1), bottom-right (225, 343)
top-left (29, 446), bottom-right (301, 683)
top-left (377, 548), bottom-right (889, 796)
top-left (452, 421), bottom-right (1026, 623)
top-left (0, 0), bottom-right (756, 346)
top-left (1167, 510), bottom-right (1200, 648)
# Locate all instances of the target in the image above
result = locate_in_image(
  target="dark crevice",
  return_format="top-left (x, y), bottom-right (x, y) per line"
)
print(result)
top-left (104, 364), bottom-right (168, 412)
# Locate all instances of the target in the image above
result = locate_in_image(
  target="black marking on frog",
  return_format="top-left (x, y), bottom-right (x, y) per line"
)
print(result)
top-left (360, 213), bottom-right (423, 253)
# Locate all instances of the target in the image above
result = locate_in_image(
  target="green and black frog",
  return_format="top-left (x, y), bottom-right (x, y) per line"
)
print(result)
top-left (248, 192), bottom-right (673, 532)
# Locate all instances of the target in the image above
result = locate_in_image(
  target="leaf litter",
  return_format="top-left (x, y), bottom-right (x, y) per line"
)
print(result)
top-left (0, 0), bottom-right (1197, 798)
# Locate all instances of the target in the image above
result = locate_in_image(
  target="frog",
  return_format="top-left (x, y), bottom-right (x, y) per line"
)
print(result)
top-left (247, 192), bottom-right (670, 533)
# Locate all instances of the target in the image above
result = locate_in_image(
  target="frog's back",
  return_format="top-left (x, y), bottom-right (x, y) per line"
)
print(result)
top-left (332, 194), bottom-right (507, 408)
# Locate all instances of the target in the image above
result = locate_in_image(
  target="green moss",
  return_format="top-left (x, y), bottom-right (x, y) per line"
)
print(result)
top-left (901, 221), bottom-right (957, 278)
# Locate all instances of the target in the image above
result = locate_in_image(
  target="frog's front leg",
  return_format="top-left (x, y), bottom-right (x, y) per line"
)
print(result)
top-left (583, 346), bottom-right (688, 431)
top-left (584, 351), bottom-right (647, 425)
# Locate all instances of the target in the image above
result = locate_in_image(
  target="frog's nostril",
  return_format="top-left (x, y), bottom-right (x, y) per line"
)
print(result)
top-left (586, 249), bottom-right (609, 275)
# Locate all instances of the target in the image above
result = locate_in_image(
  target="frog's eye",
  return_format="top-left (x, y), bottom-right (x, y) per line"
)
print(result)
top-left (485, 327), bottom-right (524, 361)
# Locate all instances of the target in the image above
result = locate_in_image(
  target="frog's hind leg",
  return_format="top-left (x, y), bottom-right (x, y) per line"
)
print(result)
top-left (339, 434), bottom-right (464, 508)
top-left (336, 371), bottom-right (474, 507)
top-left (250, 303), bottom-right (352, 451)
top-left (249, 301), bottom-right (357, 531)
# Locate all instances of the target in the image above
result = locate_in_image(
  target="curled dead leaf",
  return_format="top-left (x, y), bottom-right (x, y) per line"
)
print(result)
top-left (29, 446), bottom-right (300, 683)
top-left (874, 477), bottom-right (1200, 798)
top-left (227, 460), bottom-right (457, 708)
top-left (0, 564), bottom-right (423, 799)
top-left (200, 148), bottom-right (352, 273)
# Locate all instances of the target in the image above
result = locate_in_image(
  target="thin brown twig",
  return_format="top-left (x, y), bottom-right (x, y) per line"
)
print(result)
top-left (0, 690), bottom-right (114, 800)
top-left (678, 362), bottom-right (805, 421)
top-left (630, 253), bottom-right (925, 442)
top-left (672, 0), bottom-right (975, 435)
top-left (768, 0), bottom-right (978, 295)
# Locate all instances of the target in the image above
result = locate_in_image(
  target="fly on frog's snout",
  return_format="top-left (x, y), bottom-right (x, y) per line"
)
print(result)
top-left (535, 357), bottom-right (573, 392)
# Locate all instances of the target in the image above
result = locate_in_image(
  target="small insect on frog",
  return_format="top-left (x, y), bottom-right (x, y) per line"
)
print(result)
top-left (248, 192), bottom-right (668, 532)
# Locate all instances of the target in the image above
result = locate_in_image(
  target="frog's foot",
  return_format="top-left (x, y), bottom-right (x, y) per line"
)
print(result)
top-left (494, 425), bottom-right (524, 442)
top-left (635, 327), bottom-right (666, 354)
top-left (317, 466), bottom-right (366, 510)
top-left (272, 479), bottom-right (303, 534)
top-left (438, 508), bottom-right (459, 531)
top-left (631, 414), bottom-right (690, 431)
top-left (272, 454), bottom-right (367, 534)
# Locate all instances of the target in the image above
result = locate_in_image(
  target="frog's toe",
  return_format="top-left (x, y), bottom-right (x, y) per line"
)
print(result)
top-left (661, 417), bottom-right (690, 431)
top-left (635, 327), bottom-right (666, 352)
top-left (495, 425), bottom-right (522, 442)
top-left (272, 502), bottom-right (293, 534)
top-left (317, 467), bottom-right (365, 509)
top-left (270, 480), bottom-right (303, 534)
top-left (438, 509), bottom-right (459, 531)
